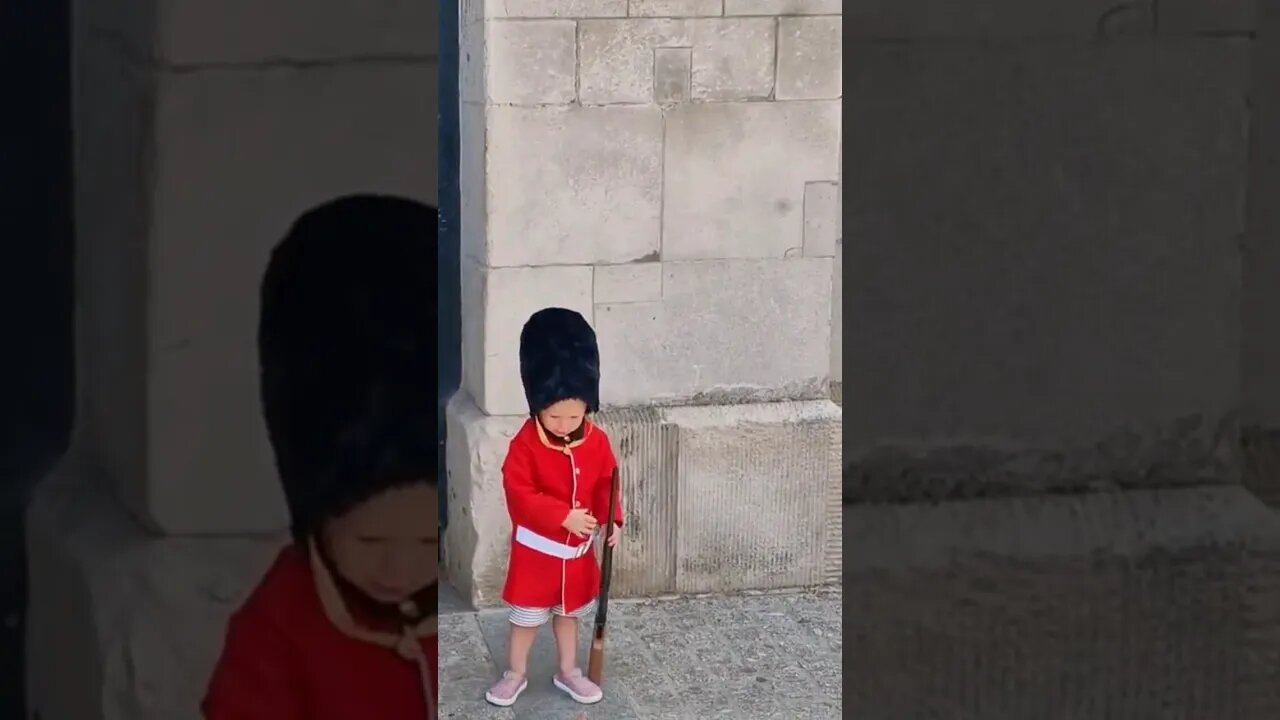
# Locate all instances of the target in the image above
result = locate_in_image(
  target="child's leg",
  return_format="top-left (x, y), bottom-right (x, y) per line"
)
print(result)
top-left (507, 623), bottom-right (540, 676)
top-left (485, 607), bottom-right (549, 706)
top-left (550, 614), bottom-right (579, 674)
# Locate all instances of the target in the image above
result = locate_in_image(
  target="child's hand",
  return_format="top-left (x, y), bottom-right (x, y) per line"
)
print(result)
top-left (563, 507), bottom-right (598, 537)
top-left (607, 523), bottom-right (622, 548)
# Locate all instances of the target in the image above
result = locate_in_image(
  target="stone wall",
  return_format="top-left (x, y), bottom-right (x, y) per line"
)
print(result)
top-left (444, 0), bottom-right (844, 605)
top-left (25, 2), bottom-right (439, 718)
top-left (844, 2), bottom-right (1280, 715)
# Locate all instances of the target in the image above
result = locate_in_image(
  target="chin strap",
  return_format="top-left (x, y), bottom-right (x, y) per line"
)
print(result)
top-left (309, 538), bottom-right (437, 718)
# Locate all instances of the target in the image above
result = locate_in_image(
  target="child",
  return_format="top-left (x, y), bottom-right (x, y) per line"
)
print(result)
top-left (202, 195), bottom-right (439, 719)
top-left (485, 308), bottom-right (625, 707)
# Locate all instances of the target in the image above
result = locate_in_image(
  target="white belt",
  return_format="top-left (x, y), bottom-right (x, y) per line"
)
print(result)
top-left (514, 525), bottom-right (592, 560)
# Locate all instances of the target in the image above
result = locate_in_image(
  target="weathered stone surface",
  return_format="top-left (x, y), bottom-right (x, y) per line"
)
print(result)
top-left (663, 101), bottom-right (841, 260)
top-left (442, 393), bottom-right (526, 609)
top-left (848, 486), bottom-right (1280, 718)
top-left (154, 0), bottom-right (439, 65)
top-left (445, 398), bottom-right (840, 606)
top-left (593, 261), bottom-right (664, 304)
top-left (830, 243), bottom-right (842, 383)
top-left (1160, 0), bottom-right (1255, 33)
top-left (841, 0), bottom-right (1151, 38)
top-left (485, 20), bottom-right (576, 105)
top-left (139, 62), bottom-right (438, 534)
top-left (458, 21), bottom-right (487, 103)
top-left (25, 463), bottom-right (283, 720)
top-left (485, 105), bottom-right (663, 268)
top-left (725, 0), bottom-right (841, 15)
top-left (777, 15), bottom-right (842, 100)
top-left (596, 259), bottom-right (833, 406)
top-left (484, 0), bottom-right (627, 18)
top-left (653, 46), bottom-right (693, 104)
top-left (629, 0), bottom-right (724, 17)
top-left (578, 18), bottom-right (775, 105)
top-left (803, 181), bottom-right (840, 257)
top-left (462, 262), bottom-right (595, 417)
top-left (845, 41), bottom-right (1248, 493)
top-left (669, 401), bottom-right (841, 593)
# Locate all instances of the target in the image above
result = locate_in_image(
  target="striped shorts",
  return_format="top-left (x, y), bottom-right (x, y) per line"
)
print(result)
top-left (508, 599), bottom-right (597, 628)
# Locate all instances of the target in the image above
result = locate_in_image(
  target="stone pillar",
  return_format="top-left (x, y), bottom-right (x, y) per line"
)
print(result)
top-left (25, 2), bottom-right (438, 717)
top-left (444, 0), bottom-right (843, 606)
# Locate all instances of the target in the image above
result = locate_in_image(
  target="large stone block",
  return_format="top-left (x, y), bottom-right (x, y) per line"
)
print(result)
top-left (461, 261), bottom-right (595, 417)
top-left (131, 62), bottom-right (438, 534)
top-left (482, 0), bottom-right (627, 18)
top-left (844, 41), bottom-right (1248, 497)
top-left (841, 0), bottom-right (1151, 38)
top-left (442, 393), bottom-right (527, 608)
top-left (595, 258), bottom-right (834, 406)
top-left (848, 486), bottom-right (1280, 718)
top-left (25, 462), bottom-right (283, 720)
top-left (485, 20), bottom-right (576, 105)
top-left (443, 395), bottom-right (841, 607)
top-left (662, 100), bottom-right (841, 260)
top-left (154, 0), bottom-right (439, 65)
top-left (629, 0), bottom-right (724, 17)
top-left (484, 105), bottom-right (663, 268)
top-left (578, 18), bottom-right (776, 105)
top-left (724, 0), bottom-right (841, 15)
top-left (667, 401), bottom-right (842, 592)
top-left (776, 16), bottom-right (843, 100)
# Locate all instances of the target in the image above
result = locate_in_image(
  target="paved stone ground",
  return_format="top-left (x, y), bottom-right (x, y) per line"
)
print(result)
top-left (439, 584), bottom-right (842, 720)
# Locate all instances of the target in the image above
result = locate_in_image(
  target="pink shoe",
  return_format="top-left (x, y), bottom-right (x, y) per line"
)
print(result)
top-left (553, 667), bottom-right (603, 704)
top-left (484, 671), bottom-right (528, 707)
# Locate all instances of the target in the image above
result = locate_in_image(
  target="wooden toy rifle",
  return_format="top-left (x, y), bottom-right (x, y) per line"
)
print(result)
top-left (587, 467), bottom-right (620, 685)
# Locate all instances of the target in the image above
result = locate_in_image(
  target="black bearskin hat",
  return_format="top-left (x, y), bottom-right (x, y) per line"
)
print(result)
top-left (518, 308), bottom-right (600, 416)
top-left (258, 194), bottom-right (437, 542)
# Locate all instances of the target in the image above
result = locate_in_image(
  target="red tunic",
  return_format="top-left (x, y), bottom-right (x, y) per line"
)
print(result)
top-left (202, 544), bottom-right (438, 720)
top-left (501, 418), bottom-right (625, 613)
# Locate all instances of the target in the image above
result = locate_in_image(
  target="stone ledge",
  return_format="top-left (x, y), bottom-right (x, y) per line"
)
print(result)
top-left (25, 460), bottom-right (283, 720)
top-left (442, 393), bottom-right (841, 608)
top-left (846, 485), bottom-right (1280, 718)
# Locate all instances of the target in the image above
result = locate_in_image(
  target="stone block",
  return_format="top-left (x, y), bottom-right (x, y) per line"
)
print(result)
top-left (595, 258), bottom-right (833, 406)
top-left (841, 0), bottom-right (1151, 38)
top-left (463, 263), bottom-right (596, 417)
top-left (848, 486), bottom-right (1280, 718)
top-left (485, 20), bottom-right (577, 105)
top-left (1160, 0), bottom-right (1256, 33)
top-left (25, 463), bottom-right (283, 720)
top-left (443, 396), bottom-right (841, 606)
top-left (442, 393), bottom-right (527, 608)
top-left (593, 262), bottom-right (664, 304)
top-left (155, 0), bottom-right (439, 65)
top-left (667, 401), bottom-right (842, 593)
top-left (630, 0), bottom-right (724, 17)
top-left (578, 18), bottom-right (775, 105)
top-left (653, 47), bottom-right (693, 104)
top-left (776, 16), bottom-right (842, 100)
top-left (845, 41), bottom-right (1248, 496)
top-left (133, 62), bottom-right (439, 534)
top-left (802, 181), bottom-right (840, 257)
top-left (458, 21), bottom-right (487, 103)
top-left (663, 101), bottom-right (841, 260)
top-left (725, 0), bottom-right (841, 15)
top-left (594, 407), bottom-right (681, 596)
top-left (830, 243), bottom-right (842, 383)
top-left (485, 0), bottom-right (627, 18)
top-left (72, 32), bottom-right (154, 518)
top-left (485, 105), bottom-right (663, 268)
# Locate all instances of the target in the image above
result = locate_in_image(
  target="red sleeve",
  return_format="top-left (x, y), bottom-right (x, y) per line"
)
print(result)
top-left (202, 603), bottom-right (305, 720)
top-left (503, 435), bottom-right (573, 537)
top-left (592, 437), bottom-right (624, 528)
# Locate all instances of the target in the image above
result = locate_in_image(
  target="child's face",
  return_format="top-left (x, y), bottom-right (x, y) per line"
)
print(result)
top-left (538, 398), bottom-right (587, 438)
top-left (322, 483), bottom-right (438, 604)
